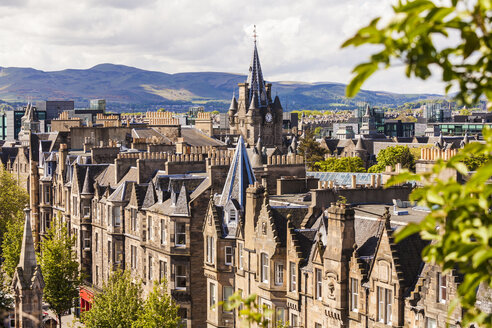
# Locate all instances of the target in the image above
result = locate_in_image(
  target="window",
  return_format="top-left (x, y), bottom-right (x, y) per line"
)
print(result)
top-left (206, 236), bottom-right (214, 264)
top-left (175, 222), bottom-right (186, 246)
top-left (275, 263), bottom-right (284, 285)
top-left (290, 262), bottom-right (297, 292)
top-left (44, 186), bottom-right (50, 204)
top-left (426, 318), bottom-right (437, 328)
top-left (315, 268), bottom-right (322, 300)
top-left (276, 308), bottom-right (286, 325)
top-left (238, 243), bottom-right (244, 270)
top-left (95, 266), bottom-right (99, 285)
top-left (159, 261), bottom-right (167, 283)
top-left (223, 286), bottom-right (233, 312)
top-left (113, 206), bottom-right (121, 227)
top-left (178, 308), bottom-right (187, 326)
top-left (229, 209), bottom-right (236, 222)
top-left (114, 243), bottom-right (122, 264)
top-left (160, 219), bottom-right (166, 245)
top-left (73, 196), bottom-right (78, 216)
top-left (148, 255), bottom-right (153, 281)
top-left (209, 283), bottom-right (216, 308)
top-left (83, 230), bottom-right (91, 249)
top-left (175, 264), bottom-right (186, 290)
top-left (107, 241), bottom-right (111, 263)
top-left (131, 208), bottom-right (137, 231)
top-left (131, 245), bottom-right (137, 269)
top-left (83, 205), bottom-right (90, 217)
top-left (147, 216), bottom-right (152, 240)
top-left (225, 246), bottom-right (233, 265)
top-left (95, 233), bottom-right (98, 252)
top-left (377, 287), bottom-right (392, 324)
top-left (261, 253), bottom-right (269, 283)
top-left (351, 278), bottom-right (359, 312)
top-left (437, 272), bottom-right (447, 303)
top-left (290, 313), bottom-right (298, 327)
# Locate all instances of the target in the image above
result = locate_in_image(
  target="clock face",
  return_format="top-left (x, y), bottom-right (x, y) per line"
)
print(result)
top-left (265, 112), bottom-right (273, 123)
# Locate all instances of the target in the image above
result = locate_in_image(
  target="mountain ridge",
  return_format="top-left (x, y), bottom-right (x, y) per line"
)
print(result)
top-left (0, 63), bottom-right (442, 111)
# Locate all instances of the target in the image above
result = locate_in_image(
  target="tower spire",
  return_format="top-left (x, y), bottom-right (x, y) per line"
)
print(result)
top-left (247, 26), bottom-right (268, 108)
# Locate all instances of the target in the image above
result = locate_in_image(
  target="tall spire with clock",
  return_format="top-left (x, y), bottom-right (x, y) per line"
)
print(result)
top-left (228, 26), bottom-right (283, 148)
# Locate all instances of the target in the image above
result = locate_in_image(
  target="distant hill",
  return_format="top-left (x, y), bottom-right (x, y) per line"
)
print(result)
top-left (0, 63), bottom-right (442, 111)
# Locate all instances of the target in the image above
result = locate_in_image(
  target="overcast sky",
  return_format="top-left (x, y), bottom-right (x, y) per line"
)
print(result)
top-left (0, 0), bottom-right (447, 94)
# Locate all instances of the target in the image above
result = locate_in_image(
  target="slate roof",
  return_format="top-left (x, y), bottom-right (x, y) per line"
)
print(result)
top-left (247, 41), bottom-right (269, 108)
top-left (218, 136), bottom-right (256, 208)
top-left (132, 127), bottom-right (172, 144)
top-left (180, 127), bottom-right (225, 147)
top-left (142, 181), bottom-right (157, 210)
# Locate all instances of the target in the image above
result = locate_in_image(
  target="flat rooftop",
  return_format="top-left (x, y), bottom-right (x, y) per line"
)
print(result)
top-left (352, 203), bottom-right (428, 225)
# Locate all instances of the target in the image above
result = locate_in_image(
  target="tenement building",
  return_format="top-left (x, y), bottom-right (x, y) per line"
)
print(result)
top-left (2, 42), bottom-right (490, 328)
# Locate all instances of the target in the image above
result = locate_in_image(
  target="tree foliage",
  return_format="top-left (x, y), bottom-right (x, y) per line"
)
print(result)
top-left (368, 145), bottom-right (415, 173)
top-left (343, 1), bottom-right (492, 324)
top-left (82, 271), bottom-right (181, 328)
top-left (342, 0), bottom-right (492, 107)
top-left (39, 218), bottom-right (81, 326)
top-left (462, 153), bottom-right (488, 171)
top-left (387, 129), bottom-right (492, 326)
top-left (313, 157), bottom-right (366, 172)
top-left (1, 215), bottom-right (24, 280)
top-left (0, 166), bottom-right (29, 245)
top-left (133, 282), bottom-right (182, 328)
top-left (222, 292), bottom-right (288, 328)
top-left (297, 129), bottom-right (327, 169)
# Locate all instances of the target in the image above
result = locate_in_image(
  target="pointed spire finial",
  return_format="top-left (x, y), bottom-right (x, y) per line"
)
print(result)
top-left (253, 25), bottom-right (257, 43)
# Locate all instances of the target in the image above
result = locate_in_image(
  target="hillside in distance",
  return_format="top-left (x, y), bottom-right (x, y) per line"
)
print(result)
top-left (0, 63), bottom-right (441, 111)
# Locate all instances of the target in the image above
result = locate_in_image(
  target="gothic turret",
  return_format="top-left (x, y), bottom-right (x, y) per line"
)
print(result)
top-left (247, 40), bottom-right (268, 108)
top-left (12, 208), bottom-right (44, 328)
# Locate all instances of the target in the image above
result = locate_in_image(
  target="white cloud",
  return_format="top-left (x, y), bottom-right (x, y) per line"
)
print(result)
top-left (0, 0), bottom-right (450, 94)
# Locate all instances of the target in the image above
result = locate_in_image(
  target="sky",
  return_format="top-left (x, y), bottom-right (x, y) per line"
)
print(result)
top-left (0, 0), bottom-right (447, 94)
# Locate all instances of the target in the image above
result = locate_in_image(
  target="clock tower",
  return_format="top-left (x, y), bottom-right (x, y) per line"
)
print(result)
top-left (228, 33), bottom-right (283, 148)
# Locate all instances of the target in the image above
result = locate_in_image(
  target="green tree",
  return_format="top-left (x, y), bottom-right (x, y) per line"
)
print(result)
top-left (82, 270), bottom-right (142, 328)
top-left (314, 157), bottom-right (366, 172)
top-left (132, 282), bottom-right (181, 328)
top-left (1, 215), bottom-right (24, 280)
top-left (40, 218), bottom-right (81, 327)
top-left (297, 129), bottom-right (327, 169)
top-left (82, 271), bottom-right (181, 328)
top-left (211, 110), bottom-right (220, 115)
top-left (368, 146), bottom-right (415, 173)
top-left (343, 0), bottom-right (491, 326)
top-left (0, 166), bottom-right (29, 245)
top-left (462, 153), bottom-right (488, 171)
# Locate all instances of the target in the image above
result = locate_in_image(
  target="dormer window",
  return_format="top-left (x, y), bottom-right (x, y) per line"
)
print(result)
top-left (229, 209), bottom-right (236, 222)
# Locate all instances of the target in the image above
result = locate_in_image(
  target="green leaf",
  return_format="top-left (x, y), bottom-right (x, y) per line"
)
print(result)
top-left (346, 62), bottom-right (378, 97)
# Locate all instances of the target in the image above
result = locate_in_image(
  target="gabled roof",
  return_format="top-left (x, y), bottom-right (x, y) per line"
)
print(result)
top-left (108, 181), bottom-right (134, 203)
top-left (81, 167), bottom-right (93, 195)
top-left (173, 184), bottom-right (190, 216)
top-left (218, 136), bottom-right (256, 208)
top-left (142, 181), bottom-right (157, 210)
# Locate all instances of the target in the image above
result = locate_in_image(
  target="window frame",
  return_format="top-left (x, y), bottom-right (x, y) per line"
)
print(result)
top-left (350, 278), bottom-right (359, 312)
top-left (225, 246), bottom-right (233, 266)
top-left (209, 282), bottom-right (216, 309)
top-left (175, 264), bottom-right (187, 290)
top-left (275, 263), bottom-right (284, 286)
top-left (175, 222), bottom-right (186, 247)
top-left (437, 272), bottom-right (447, 304)
top-left (290, 262), bottom-right (297, 292)
top-left (315, 268), bottom-right (323, 300)
top-left (261, 253), bottom-right (269, 283)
